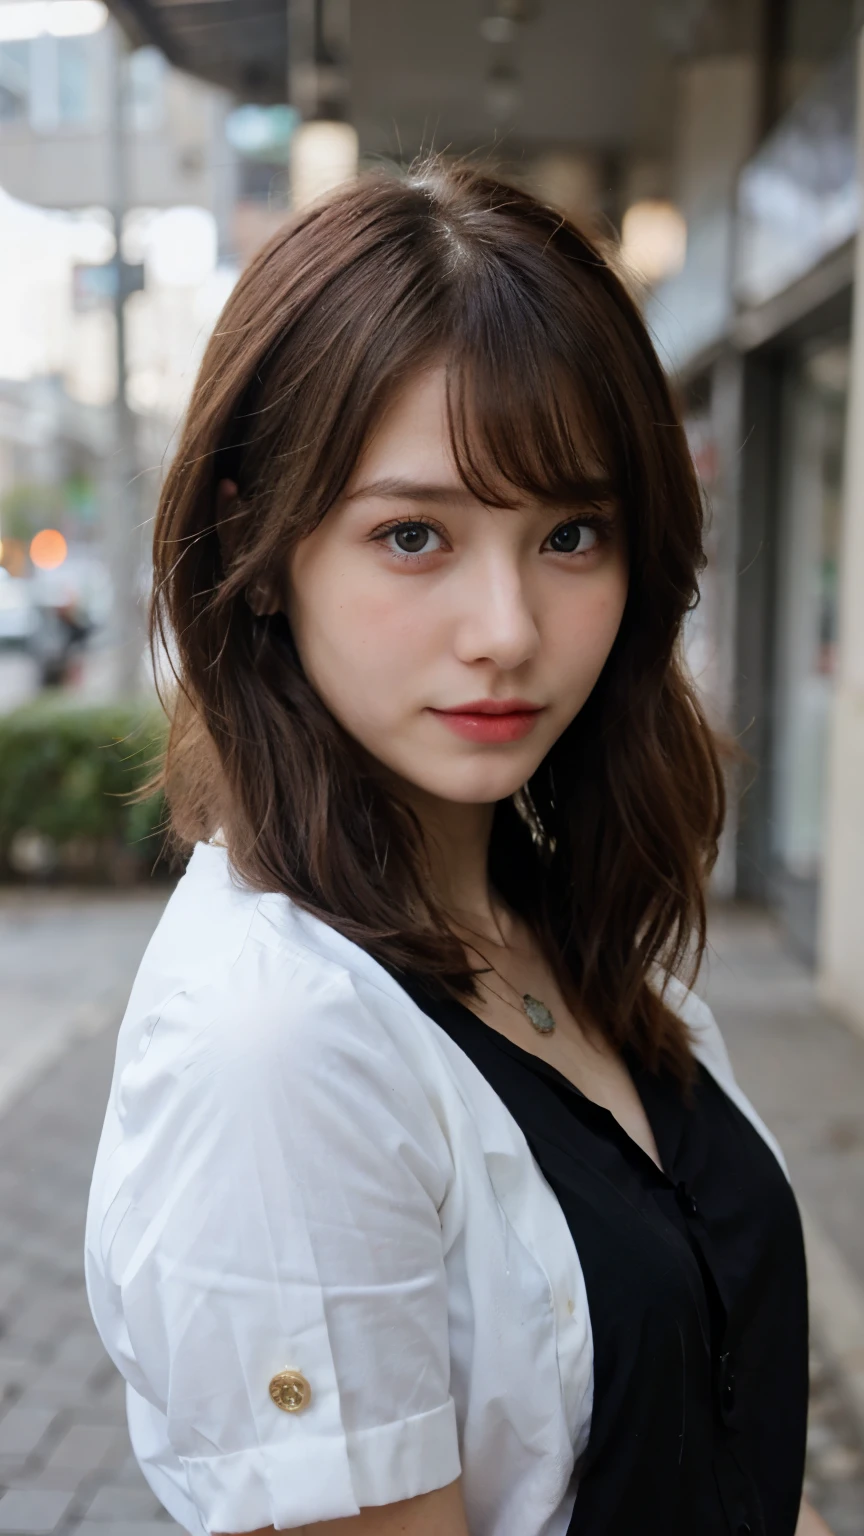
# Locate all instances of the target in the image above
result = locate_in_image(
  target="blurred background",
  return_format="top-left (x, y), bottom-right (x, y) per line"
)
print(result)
top-left (1, 3), bottom-right (864, 1534)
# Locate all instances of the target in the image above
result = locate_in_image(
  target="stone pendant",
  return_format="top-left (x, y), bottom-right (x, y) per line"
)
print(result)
top-left (523, 993), bottom-right (556, 1034)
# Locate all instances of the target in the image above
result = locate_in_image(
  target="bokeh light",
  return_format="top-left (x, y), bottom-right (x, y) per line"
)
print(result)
top-left (290, 121), bottom-right (359, 212)
top-left (621, 199), bottom-right (687, 287)
top-left (143, 207), bottom-right (218, 287)
top-left (30, 529), bottom-right (68, 571)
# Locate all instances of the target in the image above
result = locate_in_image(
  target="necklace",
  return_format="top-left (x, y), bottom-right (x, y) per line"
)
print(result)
top-left (453, 908), bottom-right (558, 1036)
top-left (478, 966), bottom-right (557, 1035)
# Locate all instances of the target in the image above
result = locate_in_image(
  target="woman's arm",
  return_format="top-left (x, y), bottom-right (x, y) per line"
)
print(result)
top-left (796, 1495), bottom-right (835, 1536)
top-left (222, 1479), bottom-right (835, 1536)
top-left (216, 1477), bottom-right (470, 1535)
top-left (107, 970), bottom-right (464, 1536)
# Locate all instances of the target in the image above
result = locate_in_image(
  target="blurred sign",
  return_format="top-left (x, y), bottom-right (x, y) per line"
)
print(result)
top-left (736, 51), bottom-right (859, 308)
top-left (72, 259), bottom-right (145, 312)
top-left (226, 103), bottom-right (299, 162)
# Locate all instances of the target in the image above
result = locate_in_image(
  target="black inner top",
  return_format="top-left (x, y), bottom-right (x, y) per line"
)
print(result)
top-left (396, 976), bottom-right (809, 1536)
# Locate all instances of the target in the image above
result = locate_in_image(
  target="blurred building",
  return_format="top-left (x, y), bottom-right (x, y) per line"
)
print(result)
top-left (642, 2), bottom-right (864, 1032)
top-left (0, 2), bottom-right (239, 690)
top-left (0, 21), bottom-right (236, 423)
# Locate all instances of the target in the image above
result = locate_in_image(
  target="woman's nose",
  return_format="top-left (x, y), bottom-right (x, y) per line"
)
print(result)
top-left (452, 560), bottom-right (540, 672)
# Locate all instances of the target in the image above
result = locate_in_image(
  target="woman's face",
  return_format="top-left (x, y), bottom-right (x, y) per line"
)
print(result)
top-left (286, 366), bottom-right (628, 807)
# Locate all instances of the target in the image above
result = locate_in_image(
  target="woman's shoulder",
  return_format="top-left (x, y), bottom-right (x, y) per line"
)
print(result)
top-left (659, 970), bottom-right (789, 1176)
top-left (138, 841), bottom-right (375, 1011)
top-left (117, 839), bottom-right (454, 1125)
top-left (658, 971), bottom-right (732, 1073)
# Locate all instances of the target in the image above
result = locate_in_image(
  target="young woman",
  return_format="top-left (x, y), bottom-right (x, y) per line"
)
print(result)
top-left (86, 163), bottom-right (826, 1536)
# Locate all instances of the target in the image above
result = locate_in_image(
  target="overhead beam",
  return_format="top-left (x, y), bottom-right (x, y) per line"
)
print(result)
top-left (105, 0), bottom-right (187, 68)
top-left (104, 0), bottom-right (289, 100)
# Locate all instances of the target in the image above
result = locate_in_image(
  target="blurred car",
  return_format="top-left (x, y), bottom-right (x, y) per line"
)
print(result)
top-left (29, 554), bottom-right (112, 687)
top-left (0, 569), bottom-right (37, 646)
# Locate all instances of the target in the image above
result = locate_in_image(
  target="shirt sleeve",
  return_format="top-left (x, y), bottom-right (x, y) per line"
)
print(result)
top-left (92, 943), bottom-right (461, 1533)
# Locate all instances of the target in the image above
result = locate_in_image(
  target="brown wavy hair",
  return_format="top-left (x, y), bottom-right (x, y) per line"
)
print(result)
top-left (151, 160), bottom-right (724, 1080)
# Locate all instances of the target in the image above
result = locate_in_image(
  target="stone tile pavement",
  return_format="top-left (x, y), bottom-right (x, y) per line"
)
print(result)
top-left (0, 891), bottom-right (168, 1119)
top-left (701, 909), bottom-right (864, 1296)
top-left (0, 1020), bottom-right (182, 1535)
top-left (808, 1346), bottom-right (864, 1536)
top-left (702, 905), bottom-right (864, 1469)
top-left (0, 889), bottom-right (860, 1533)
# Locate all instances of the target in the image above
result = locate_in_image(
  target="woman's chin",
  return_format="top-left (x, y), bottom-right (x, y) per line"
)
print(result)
top-left (399, 757), bottom-right (540, 807)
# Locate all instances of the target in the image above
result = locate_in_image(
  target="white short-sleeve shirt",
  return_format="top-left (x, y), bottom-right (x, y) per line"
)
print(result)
top-left (85, 841), bottom-right (786, 1536)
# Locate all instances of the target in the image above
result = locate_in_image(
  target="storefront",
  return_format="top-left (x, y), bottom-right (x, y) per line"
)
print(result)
top-left (733, 30), bottom-right (857, 959)
top-left (769, 334), bottom-right (849, 956)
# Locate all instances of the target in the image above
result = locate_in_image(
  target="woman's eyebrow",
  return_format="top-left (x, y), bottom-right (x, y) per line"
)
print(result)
top-left (344, 478), bottom-right (479, 505)
top-left (344, 476), bottom-right (618, 506)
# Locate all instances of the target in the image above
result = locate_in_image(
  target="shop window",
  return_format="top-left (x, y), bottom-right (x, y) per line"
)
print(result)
top-left (0, 41), bottom-right (28, 124)
top-left (128, 46), bottom-right (165, 133)
top-left (771, 337), bottom-right (849, 956)
top-left (28, 32), bottom-right (98, 131)
top-left (57, 35), bottom-right (91, 124)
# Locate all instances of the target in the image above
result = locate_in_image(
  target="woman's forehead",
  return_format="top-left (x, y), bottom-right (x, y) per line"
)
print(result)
top-left (346, 366), bottom-right (456, 489)
top-left (347, 361), bottom-right (613, 508)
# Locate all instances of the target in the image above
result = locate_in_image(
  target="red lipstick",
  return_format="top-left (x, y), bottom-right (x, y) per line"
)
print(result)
top-left (428, 698), bottom-right (543, 744)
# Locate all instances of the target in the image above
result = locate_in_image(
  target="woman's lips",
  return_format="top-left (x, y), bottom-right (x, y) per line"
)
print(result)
top-left (428, 701), bottom-right (544, 744)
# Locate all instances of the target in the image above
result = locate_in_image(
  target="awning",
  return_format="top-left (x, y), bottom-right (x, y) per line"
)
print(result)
top-left (107, 0), bottom-right (288, 102)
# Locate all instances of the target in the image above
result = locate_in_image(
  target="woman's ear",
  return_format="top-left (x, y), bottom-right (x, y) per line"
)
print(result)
top-left (215, 478), bottom-right (242, 567)
top-left (215, 478), bottom-right (281, 617)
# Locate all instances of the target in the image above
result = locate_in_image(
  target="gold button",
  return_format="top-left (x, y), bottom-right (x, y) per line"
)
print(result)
top-left (269, 1369), bottom-right (312, 1413)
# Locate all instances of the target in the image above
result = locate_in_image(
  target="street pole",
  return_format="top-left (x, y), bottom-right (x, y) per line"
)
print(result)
top-left (287, 1), bottom-right (356, 210)
top-left (287, 0), bottom-right (351, 122)
top-left (105, 19), bottom-right (141, 699)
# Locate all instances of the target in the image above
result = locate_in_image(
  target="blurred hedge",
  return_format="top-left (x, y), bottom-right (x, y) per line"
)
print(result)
top-left (0, 701), bottom-right (170, 883)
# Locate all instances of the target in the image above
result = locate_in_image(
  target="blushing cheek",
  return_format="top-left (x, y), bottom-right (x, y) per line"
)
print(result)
top-left (553, 573), bottom-right (627, 699)
top-left (568, 574), bottom-right (621, 645)
top-left (590, 562), bottom-right (629, 653)
top-left (296, 564), bottom-right (431, 728)
top-left (329, 579), bottom-right (428, 670)
top-left (598, 580), bottom-right (629, 650)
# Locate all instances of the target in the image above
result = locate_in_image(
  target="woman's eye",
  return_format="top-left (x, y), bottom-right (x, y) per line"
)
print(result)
top-left (545, 520), bottom-right (599, 555)
top-left (383, 522), bottom-right (443, 556)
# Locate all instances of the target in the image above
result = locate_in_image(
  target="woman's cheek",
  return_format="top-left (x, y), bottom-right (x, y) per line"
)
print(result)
top-left (351, 579), bottom-right (445, 664)
top-left (305, 579), bottom-right (423, 719)
top-left (552, 579), bottom-right (625, 658)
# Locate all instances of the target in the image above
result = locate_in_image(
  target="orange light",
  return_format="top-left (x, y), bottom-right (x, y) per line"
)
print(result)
top-left (30, 529), bottom-right (68, 571)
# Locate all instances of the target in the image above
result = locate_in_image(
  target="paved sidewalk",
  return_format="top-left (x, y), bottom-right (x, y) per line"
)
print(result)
top-left (0, 1025), bottom-right (183, 1536)
top-left (702, 908), bottom-right (864, 1291)
top-left (0, 891), bottom-right (167, 1120)
top-left (0, 890), bottom-right (176, 1536)
top-left (702, 904), bottom-right (864, 1482)
top-left (0, 891), bottom-right (861, 1533)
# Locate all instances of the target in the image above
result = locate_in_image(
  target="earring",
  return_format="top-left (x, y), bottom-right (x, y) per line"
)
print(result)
top-left (246, 580), bottom-right (279, 617)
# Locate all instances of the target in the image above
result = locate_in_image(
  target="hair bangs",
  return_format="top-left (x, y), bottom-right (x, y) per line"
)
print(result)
top-left (442, 289), bottom-right (620, 515)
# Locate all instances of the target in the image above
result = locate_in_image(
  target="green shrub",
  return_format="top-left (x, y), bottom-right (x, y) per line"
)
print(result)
top-left (0, 700), bottom-right (170, 883)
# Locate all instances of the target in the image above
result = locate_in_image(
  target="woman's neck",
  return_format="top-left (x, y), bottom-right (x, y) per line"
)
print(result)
top-left (402, 785), bottom-right (500, 934)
